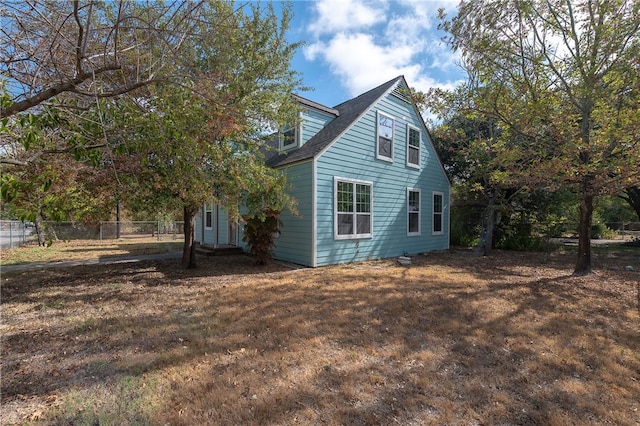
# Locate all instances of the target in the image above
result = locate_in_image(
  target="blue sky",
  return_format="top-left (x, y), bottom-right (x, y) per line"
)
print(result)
top-left (281, 0), bottom-right (465, 107)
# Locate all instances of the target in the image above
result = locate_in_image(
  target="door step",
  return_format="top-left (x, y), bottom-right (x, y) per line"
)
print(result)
top-left (195, 244), bottom-right (244, 256)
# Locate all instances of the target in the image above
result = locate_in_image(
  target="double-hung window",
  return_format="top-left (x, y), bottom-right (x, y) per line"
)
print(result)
top-left (377, 111), bottom-right (394, 161)
top-left (407, 125), bottom-right (421, 168)
top-left (335, 177), bottom-right (373, 239)
top-left (433, 192), bottom-right (444, 234)
top-left (407, 188), bottom-right (421, 236)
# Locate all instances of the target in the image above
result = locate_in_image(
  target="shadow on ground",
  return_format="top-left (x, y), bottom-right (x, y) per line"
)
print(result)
top-left (1, 249), bottom-right (639, 425)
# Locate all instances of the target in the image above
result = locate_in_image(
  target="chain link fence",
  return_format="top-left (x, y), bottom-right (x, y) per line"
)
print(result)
top-left (559, 222), bottom-right (640, 240)
top-left (99, 221), bottom-right (184, 240)
top-left (0, 220), bottom-right (184, 249)
top-left (0, 221), bottom-right (37, 249)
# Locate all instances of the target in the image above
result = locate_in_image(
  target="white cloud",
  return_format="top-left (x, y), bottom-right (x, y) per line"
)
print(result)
top-left (305, 33), bottom-right (413, 95)
top-left (308, 0), bottom-right (386, 36)
top-left (303, 0), bottom-right (464, 99)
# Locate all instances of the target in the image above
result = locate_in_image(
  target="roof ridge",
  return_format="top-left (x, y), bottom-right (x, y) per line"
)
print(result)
top-left (267, 75), bottom-right (405, 168)
top-left (333, 75), bottom-right (403, 110)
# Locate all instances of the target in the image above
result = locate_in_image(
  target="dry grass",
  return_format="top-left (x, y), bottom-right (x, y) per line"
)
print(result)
top-left (0, 238), bottom-right (182, 266)
top-left (1, 249), bottom-right (639, 425)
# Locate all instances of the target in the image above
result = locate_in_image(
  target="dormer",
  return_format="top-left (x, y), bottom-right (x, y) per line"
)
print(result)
top-left (283, 95), bottom-right (338, 150)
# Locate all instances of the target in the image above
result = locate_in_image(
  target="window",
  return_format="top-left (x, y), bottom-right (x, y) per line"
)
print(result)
top-left (407, 125), bottom-right (421, 168)
top-left (377, 111), bottom-right (394, 161)
top-left (281, 124), bottom-right (299, 149)
top-left (335, 177), bottom-right (373, 239)
top-left (433, 192), bottom-right (444, 234)
top-left (407, 188), bottom-right (421, 236)
top-left (204, 203), bottom-right (213, 230)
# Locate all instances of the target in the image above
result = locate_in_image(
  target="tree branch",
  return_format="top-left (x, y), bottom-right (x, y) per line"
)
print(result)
top-left (1, 143), bottom-right (108, 167)
top-left (1, 64), bottom-right (121, 118)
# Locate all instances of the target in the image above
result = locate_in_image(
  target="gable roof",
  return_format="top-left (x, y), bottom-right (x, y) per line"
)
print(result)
top-left (266, 76), bottom-right (404, 168)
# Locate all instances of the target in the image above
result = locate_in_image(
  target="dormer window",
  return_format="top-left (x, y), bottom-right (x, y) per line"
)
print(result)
top-left (377, 111), bottom-right (394, 162)
top-left (282, 126), bottom-right (298, 149)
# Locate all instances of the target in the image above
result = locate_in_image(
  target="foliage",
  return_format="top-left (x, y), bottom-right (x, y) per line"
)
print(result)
top-left (438, 0), bottom-right (640, 274)
top-left (2, 1), bottom-right (303, 268)
top-left (242, 211), bottom-right (282, 265)
top-left (92, 1), bottom-right (303, 268)
top-left (595, 195), bottom-right (638, 225)
top-left (621, 186), bottom-right (640, 221)
top-left (0, 0), bottom-right (207, 120)
top-left (241, 166), bottom-right (296, 265)
top-left (1, 96), bottom-right (120, 244)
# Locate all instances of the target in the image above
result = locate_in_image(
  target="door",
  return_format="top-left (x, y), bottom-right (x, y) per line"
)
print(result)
top-left (228, 221), bottom-right (237, 246)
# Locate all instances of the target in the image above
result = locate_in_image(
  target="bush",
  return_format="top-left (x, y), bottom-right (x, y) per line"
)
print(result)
top-left (591, 222), bottom-right (616, 239)
top-left (496, 234), bottom-right (547, 251)
top-left (450, 204), bottom-right (481, 247)
top-left (242, 209), bottom-right (281, 265)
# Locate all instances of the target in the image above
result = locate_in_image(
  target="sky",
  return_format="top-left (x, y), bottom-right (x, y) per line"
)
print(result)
top-left (282, 0), bottom-right (465, 108)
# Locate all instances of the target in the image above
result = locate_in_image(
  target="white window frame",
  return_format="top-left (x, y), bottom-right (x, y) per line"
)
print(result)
top-left (334, 177), bottom-right (373, 240)
top-left (204, 203), bottom-right (213, 230)
top-left (406, 124), bottom-right (421, 168)
top-left (280, 122), bottom-right (301, 150)
top-left (407, 188), bottom-right (421, 236)
top-left (432, 192), bottom-right (444, 235)
top-left (376, 111), bottom-right (394, 162)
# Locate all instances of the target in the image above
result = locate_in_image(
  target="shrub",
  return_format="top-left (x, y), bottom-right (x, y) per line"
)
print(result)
top-left (242, 209), bottom-right (281, 265)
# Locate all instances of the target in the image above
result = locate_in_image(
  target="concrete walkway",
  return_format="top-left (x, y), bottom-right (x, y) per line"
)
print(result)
top-left (1, 251), bottom-right (182, 273)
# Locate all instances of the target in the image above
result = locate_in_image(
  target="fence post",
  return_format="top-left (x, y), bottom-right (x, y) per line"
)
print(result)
top-left (157, 221), bottom-right (160, 241)
top-left (100, 222), bottom-right (103, 240)
top-left (9, 222), bottom-right (13, 249)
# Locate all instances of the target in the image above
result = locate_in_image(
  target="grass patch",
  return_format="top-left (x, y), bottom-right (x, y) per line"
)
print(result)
top-left (1, 248), bottom-right (639, 425)
top-left (0, 238), bottom-right (182, 266)
top-left (43, 374), bottom-right (162, 425)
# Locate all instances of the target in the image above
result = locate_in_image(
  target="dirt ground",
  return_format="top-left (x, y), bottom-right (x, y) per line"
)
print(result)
top-left (1, 248), bottom-right (639, 425)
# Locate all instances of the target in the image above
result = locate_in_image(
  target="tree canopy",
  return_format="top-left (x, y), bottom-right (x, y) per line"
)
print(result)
top-left (1, 1), bottom-right (303, 267)
top-left (0, 0), bottom-right (206, 119)
top-left (438, 0), bottom-right (640, 274)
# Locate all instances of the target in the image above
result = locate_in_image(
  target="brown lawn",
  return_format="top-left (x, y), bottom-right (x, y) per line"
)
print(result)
top-left (1, 249), bottom-right (639, 425)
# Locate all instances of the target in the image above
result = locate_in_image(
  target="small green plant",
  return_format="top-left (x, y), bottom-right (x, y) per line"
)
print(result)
top-left (591, 222), bottom-right (616, 239)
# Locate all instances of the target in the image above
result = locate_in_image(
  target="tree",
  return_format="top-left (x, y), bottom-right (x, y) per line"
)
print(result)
top-left (440, 0), bottom-right (640, 274)
top-left (621, 186), bottom-right (640, 221)
top-left (0, 0), bottom-right (205, 120)
top-left (103, 1), bottom-right (302, 268)
top-left (2, 1), bottom-right (302, 268)
top-left (1, 101), bottom-right (118, 244)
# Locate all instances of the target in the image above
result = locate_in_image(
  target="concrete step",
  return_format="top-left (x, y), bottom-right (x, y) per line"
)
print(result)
top-left (195, 244), bottom-right (243, 256)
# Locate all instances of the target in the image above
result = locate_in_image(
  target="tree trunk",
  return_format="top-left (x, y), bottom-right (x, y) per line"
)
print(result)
top-left (574, 193), bottom-right (593, 275)
top-left (182, 206), bottom-right (198, 269)
top-left (116, 199), bottom-right (121, 239)
top-left (34, 215), bottom-right (46, 246)
top-left (482, 204), bottom-right (495, 256)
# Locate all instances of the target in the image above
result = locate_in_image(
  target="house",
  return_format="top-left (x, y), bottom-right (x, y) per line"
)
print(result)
top-left (195, 76), bottom-right (450, 267)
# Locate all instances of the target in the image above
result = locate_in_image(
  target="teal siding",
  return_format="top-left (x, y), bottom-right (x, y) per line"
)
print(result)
top-left (314, 93), bottom-right (449, 266)
top-left (217, 207), bottom-right (230, 244)
top-left (195, 204), bottom-right (242, 248)
top-left (272, 161), bottom-right (314, 266)
top-left (195, 211), bottom-right (203, 243)
top-left (300, 109), bottom-right (335, 146)
top-left (195, 204), bottom-right (216, 246)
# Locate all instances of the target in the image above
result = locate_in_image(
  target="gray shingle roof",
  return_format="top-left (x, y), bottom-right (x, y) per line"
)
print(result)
top-left (266, 76), bottom-right (404, 168)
